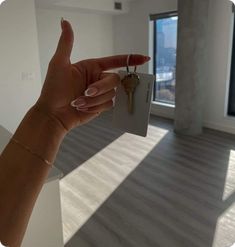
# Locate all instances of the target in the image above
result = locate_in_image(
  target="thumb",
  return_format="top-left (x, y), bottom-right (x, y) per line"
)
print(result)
top-left (53, 18), bottom-right (74, 65)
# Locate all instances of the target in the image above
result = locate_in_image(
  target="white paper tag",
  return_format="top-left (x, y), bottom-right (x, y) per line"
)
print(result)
top-left (112, 71), bottom-right (154, 137)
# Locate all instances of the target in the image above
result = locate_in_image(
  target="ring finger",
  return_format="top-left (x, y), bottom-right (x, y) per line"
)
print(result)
top-left (85, 73), bottom-right (120, 97)
top-left (77, 100), bottom-right (113, 114)
top-left (73, 89), bottom-right (116, 109)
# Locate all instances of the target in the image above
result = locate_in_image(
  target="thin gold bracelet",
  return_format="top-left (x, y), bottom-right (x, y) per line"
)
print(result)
top-left (11, 138), bottom-right (53, 166)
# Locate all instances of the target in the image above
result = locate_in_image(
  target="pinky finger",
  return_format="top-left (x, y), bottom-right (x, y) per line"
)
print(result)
top-left (77, 100), bottom-right (113, 114)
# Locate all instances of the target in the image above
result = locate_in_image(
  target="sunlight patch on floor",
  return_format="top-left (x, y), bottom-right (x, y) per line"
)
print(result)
top-left (212, 149), bottom-right (235, 247)
top-left (223, 149), bottom-right (235, 201)
top-left (212, 204), bottom-right (235, 247)
top-left (60, 125), bottom-right (169, 244)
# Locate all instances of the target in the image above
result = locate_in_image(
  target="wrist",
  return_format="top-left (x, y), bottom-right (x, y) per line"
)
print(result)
top-left (13, 104), bottom-right (67, 165)
top-left (32, 103), bottom-right (69, 134)
top-left (30, 104), bottom-right (68, 138)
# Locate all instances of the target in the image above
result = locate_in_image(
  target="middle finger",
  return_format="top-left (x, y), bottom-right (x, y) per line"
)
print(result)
top-left (84, 73), bottom-right (120, 97)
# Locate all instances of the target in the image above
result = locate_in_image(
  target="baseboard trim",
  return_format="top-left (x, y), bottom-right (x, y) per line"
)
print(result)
top-left (150, 113), bottom-right (235, 135)
top-left (203, 121), bottom-right (235, 135)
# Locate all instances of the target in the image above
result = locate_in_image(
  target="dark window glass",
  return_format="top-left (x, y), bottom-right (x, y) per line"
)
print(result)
top-left (228, 12), bottom-right (235, 116)
top-left (152, 12), bottom-right (178, 105)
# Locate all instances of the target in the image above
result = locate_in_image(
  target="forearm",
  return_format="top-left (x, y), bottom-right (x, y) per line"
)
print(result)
top-left (0, 105), bottom-right (66, 247)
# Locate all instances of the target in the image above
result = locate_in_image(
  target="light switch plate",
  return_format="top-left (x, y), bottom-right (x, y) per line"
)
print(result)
top-left (112, 71), bottom-right (154, 137)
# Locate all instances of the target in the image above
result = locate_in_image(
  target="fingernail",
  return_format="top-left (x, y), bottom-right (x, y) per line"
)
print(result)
top-left (61, 17), bottom-right (64, 30)
top-left (76, 107), bottom-right (89, 112)
top-left (145, 56), bottom-right (151, 61)
top-left (85, 87), bottom-right (98, 97)
top-left (71, 98), bottom-right (86, 107)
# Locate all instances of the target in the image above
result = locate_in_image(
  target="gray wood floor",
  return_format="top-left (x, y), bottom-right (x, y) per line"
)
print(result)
top-left (55, 113), bottom-right (235, 247)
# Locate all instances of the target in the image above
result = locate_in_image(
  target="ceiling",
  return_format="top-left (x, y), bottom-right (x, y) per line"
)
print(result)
top-left (35, 0), bottom-right (136, 13)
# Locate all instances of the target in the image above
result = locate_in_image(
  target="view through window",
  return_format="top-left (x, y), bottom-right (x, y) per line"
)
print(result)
top-left (152, 12), bottom-right (178, 105)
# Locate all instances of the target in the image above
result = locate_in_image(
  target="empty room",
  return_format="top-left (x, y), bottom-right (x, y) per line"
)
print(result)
top-left (0, 0), bottom-right (235, 246)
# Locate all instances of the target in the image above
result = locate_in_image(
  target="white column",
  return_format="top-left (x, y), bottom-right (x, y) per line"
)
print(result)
top-left (174, 0), bottom-right (210, 135)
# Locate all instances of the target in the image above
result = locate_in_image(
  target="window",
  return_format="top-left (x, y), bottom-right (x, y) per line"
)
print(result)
top-left (228, 9), bottom-right (235, 116)
top-left (151, 12), bottom-right (178, 105)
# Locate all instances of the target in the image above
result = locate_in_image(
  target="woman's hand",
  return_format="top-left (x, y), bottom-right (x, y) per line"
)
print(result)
top-left (36, 19), bottom-right (150, 132)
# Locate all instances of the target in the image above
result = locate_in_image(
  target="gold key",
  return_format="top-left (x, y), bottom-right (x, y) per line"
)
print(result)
top-left (122, 72), bottom-right (140, 114)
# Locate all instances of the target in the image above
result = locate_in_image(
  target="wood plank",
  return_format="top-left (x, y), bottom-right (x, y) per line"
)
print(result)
top-left (54, 114), bottom-right (235, 247)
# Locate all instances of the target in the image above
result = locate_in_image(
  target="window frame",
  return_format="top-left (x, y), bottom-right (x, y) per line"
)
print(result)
top-left (228, 8), bottom-right (235, 116)
top-left (150, 11), bottom-right (178, 104)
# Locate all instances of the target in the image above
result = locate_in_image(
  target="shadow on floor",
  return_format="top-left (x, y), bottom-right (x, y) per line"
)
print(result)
top-left (59, 114), bottom-right (235, 247)
top-left (55, 113), bottom-right (172, 177)
top-left (55, 112), bottom-right (124, 176)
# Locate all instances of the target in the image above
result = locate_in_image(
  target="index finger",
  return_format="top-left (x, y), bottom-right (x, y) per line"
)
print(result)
top-left (95, 54), bottom-right (150, 71)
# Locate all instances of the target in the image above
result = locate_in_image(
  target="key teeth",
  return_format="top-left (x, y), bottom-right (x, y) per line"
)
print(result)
top-left (122, 72), bottom-right (140, 115)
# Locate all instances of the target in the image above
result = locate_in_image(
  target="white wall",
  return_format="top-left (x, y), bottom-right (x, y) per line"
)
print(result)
top-left (114, 0), bottom-right (235, 134)
top-left (36, 8), bottom-right (114, 81)
top-left (0, 0), bottom-right (42, 133)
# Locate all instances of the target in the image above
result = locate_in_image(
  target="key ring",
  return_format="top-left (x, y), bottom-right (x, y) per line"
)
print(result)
top-left (126, 54), bottom-right (137, 74)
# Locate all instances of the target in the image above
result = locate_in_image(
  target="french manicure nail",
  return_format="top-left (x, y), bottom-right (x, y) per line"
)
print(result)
top-left (145, 56), bottom-right (151, 61)
top-left (61, 17), bottom-right (64, 30)
top-left (85, 87), bottom-right (98, 97)
top-left (71, 98), bottom-right (86, 107)
top-left (76, 107), bottom-right (89, 112)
